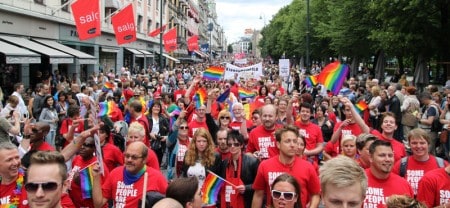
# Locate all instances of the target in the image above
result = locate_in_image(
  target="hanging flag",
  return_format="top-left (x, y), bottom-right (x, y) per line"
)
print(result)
top-left (201, 172), bottom-right (225, 205)
top-left (238, 87), bottom-right (256, 99)
top-left (216, 88), bottom-right (230, 103)
top-left (187, 35), bottom-right (199, 51)
top-left (102, 82), bottom-right (115, 92)
top-left (163, 28), bottom-right (177, 52)
top-left (355, 100), bottom-right (368, 113)
top-left (148, 24), bottom-right (167, 37)
top-left (111, 4), bottom-right (136, 45)
top-left (193, 88), bottom-right (207, 109)
top-left (305, 75), bottom-right (318, 87)
top-left (71, 0), bottom-right (101, 40)
top-left (79, 165), bottom-right (94, 199)
top-left (317, 62), bottom-right (349, 95)
top-left (203, 66), bottom-right (225, 81)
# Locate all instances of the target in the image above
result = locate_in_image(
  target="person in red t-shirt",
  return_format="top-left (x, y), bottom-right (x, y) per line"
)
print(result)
top-left (370, 112), bottom-right (406, 162)
top-left (98, 125), bottom-right (123, 172)
top-left (128, 100), bottom-right (151, 144)
top-left (92, 142), bottom-right (168, 208)
top-left (246, 104), bottom-right (281, 160)
top-left (126, 122), bottom-right (159, 170)
top-left (363, 140), bottom-right (413, 208)
top-left (188, 105), bottom-right (208, 138)
top-left (60, 105), bottom-right (85, 147)
top-left (392, 128), bottom-right (448, 195)
top-left (252, 125), bottom-right (321, 208)
top-left (173, 80), bottom-right (187, 102)
top-left (416, 164), bottom-right (450, 207)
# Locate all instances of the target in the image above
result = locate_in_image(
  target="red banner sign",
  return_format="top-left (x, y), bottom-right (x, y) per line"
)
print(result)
top-left (111, 4), bottom-right (136, 45)
top-left (71, 0), bottom-right (101, 40)
top-left (163, 28), bottom-right (177, 52)
top-left (148, 24), bottom-right (167, 37)
top-left (187, 35), bottom-right (199, 51)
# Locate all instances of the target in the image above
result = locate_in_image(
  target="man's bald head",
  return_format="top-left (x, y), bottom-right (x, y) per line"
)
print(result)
top-left (152, 198), bottom-right (183, 208)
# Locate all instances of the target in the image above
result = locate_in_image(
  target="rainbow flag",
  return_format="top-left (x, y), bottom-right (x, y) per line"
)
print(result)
top-left (317, 62), bottom-right (349, 95)
top-left (167, 104), bottom-right (181, 130)
top-left (98, 101), bottom-right (114, 117)
top-left (238, 87), bottom-right (255, 99)
top-left (201, 172), bottom-right (225, 205)
top-left (194, 88), bottom-right (207, 109)
top-left (203, 66), bottom-right (225, 81)
top-left (102, 82), bottom-right (115, 92)
top-left (305, 75), bottom-right (318, 87)
top-left (355, 100), bottom-right (368, 113)
top-left (79, 165), bottom-right (94, 199)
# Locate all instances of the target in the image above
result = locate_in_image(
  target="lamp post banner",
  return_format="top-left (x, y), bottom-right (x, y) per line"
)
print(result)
top-left (187, 35), bottom-right (199, 51)
top-left (163, 28), bottom-right (177, 52)
top-left (111, 4), bottom-right (136, 45)
top-left (71, 0), bottom-right (101, 40)
top-left (224, 62), bottom-right (263, 80)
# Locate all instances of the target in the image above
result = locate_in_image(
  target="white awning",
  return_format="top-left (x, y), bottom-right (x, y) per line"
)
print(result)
top-left (33, 39), bottom-right (97, 64)
top-left (194, 50), bottom-right (209, 58)
top-left (0, 35), bottom-right (73, 64)
top-left (162, 53), bottom-right (180, 63)
top-left (101, 47), bottom-right (119, 53)
top-left (138, 50), bottom-right (154, 57)
top-left (0, 40), bottom-right (41, 64)
top-left (125, 48), bottom-right (145, 57)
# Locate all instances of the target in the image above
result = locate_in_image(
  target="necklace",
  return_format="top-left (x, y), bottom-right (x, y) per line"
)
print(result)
top-left (4, 169), bottom-right (24, 208)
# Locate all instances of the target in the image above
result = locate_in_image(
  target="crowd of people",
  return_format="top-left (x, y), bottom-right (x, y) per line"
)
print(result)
top-left (0, 61), bottom-right (449, 208)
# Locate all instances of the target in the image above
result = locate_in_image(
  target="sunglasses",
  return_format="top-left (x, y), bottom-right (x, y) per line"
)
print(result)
top-left (271, 190), bottom-right (296, 201)
top-left (220, 116), bottom-right (230, 120)
top-left (227, 143), bottom-right (241, 147)
top-left (124, 154), bottom-right (144, 160)
top-left (82, 143), bottom-right (95, 148)
top-left (31, 128), bottom-right (41, 133)
top-left (179, 126), bottom-right (188, 130)
top-left (25, 182), bottom-right (59, 193)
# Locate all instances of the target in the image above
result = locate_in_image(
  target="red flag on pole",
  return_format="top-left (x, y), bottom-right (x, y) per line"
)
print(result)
top-left (71, 0), bottom-right (101, 40)
top-left (111, 4), bottom-right (136, 45)
top-left (163, 28), bottom-right (177, 52)
top-left (148, 24), bottom-right (167, 37)
top-left (187, 35), bottom-right (199, 51)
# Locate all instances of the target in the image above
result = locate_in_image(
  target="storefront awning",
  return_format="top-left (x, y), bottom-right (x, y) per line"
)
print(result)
top-left (125, 48), bottom-right (145, 58)
top-left (33, 39), bottom-right (97, 64)
top-left (0, 35), bottom-right (73, 64)
top-left (194, 50), bottom-right (209, 58)
top-left (138, 50), bottom-right (154, 57)
top-left (162, 53), bottom-right (180, 63)
top-left (101, 47), bottom-right (119, 53)
top-left (0, 39), bottom-right (41, 64)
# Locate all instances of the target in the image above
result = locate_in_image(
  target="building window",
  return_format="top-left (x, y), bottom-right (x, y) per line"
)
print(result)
top-left (137, 15), bottom-right (143, 33)
top-left (61, 0), bottom-right (69, 12)
top-left (34, 0), bottom-right (45, 5)
top-left (147, 19), bottom-right (152, 33)
top-left (147, 0), bottom-right (151, 6)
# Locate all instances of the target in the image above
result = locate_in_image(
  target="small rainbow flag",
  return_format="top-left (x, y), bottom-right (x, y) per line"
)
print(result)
top-left (238, 87), bottom-right (255, 99)
top-left (102, 82), bottom-right (115, 92)
top-left (98, 101), bottom-right (114, 117)
top-left (79, 165), bottom-right (94, 199)
top-left (355, 100), bottom-right (368, 113)
top-left (317, 62), bottom-right (349, 95)
top-left (194, 88), bottom-right (207, 109)
top-left (167, 104), bottom-right (181, 130)
top-left (305, 75), bottom-right (318, 87)
top-left (201, 171), bottom-right (225, 205)
top-left (203, 66), bottom-right (225, 81)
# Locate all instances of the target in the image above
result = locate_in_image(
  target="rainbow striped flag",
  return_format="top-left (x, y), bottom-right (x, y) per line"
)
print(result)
top-left (317, 62), bottom-right (349, 95)
top-left (355, 100), bottom-right (368, 113)
top-left (194, 88), bottom-right (207, 109)
top-left (102, 82), bottom-right (115, 92)
top-left (201, 171), bottom-right (225, 205)
top-left (238, 87), bottom-right (255, 99)
top-left (79, 165), bottom-right (94, 199)
top-left (203, 66), bottom-right (225, 81)
top-left (98, 101), bottom-right (114, 117)
top-left (167, 104), bottom-right (181, 131)
top-left (305, 75), bottom-right (318, 87)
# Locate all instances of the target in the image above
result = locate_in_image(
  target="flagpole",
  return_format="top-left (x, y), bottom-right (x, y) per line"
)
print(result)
top-left (78, 161), bottom-right (97, 172)
top-left (207, 170), bottom-right (237, 188)
top-left (141, 172), bottom-right (148, 208)
top-left (104, 2), bottom-right (133, 22)
top-left (51, 0), bottom-right (75, 15)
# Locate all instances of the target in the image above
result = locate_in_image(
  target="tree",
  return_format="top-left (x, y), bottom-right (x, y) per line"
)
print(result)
top-left (227, 44), bottom-right (233, 54)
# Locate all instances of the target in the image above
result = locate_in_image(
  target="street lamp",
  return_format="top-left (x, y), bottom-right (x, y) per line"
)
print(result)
top-left (159, 0), bottom-right (164, 72)
top-left (306, 0), bottom-right (310, 72)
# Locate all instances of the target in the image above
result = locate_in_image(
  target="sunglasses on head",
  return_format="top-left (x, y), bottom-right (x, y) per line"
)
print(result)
top-left (220, 116), bottom-right (230, 120)
top-left (179, 126), bottom-right (188, 130)
top-left (271, 190), bottom-right (296, 201)
top-left (25, 182), bottom-right (59, 193)
top-left (227, 142), bottom-right (241, 147)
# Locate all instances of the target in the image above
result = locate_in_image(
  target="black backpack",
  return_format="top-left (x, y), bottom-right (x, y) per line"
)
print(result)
top-left (111, 132), bottom-right (125, 152)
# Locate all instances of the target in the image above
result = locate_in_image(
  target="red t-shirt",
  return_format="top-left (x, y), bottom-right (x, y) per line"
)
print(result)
top-left (229, 120), bottom-right (251, 131)
top-left (323, 142), bottom-right (339, 158)
top-left (173, 89), bottom-right (186, 102)
top-left (215, 148), bottom-right (231, 160)
top-left (146, 149), bottom-right (160, 170)
top-left (364, 169), bottom-right (413, 208)
top-left (102, 143), bottom-right (124, 172)
top-left (371, 130), bottom-right (406, 162)
top-left (34, 141), bottom-right (55, 151)
top-left (188, 120), bottom-right (208, 138)
top-left (295, 122), bottom-right (324, 151)
top-left (102, 166), bottom-right (167, 207)
top-left (392, 156), bottom-right (449, 195)
top-left (130, 115), bottom-right (150, 146)
top-left (252, 156), bottom-right (320, 208)
top-left (246, 125), bottom-right (280, 159)
top-left (0, 177), bottom-right (27, 208)
top-left (60, 118), bottom-right (85, 146)
top-left (328, 122), bottom-right (363, 155)
top-left (123, 88), bottom-right (134, 103)
top-left (416, 168), bottom-right (450, 207)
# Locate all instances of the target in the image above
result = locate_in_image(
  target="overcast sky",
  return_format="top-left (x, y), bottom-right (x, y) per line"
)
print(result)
top-left (215, 0), bottom-right (292, 43)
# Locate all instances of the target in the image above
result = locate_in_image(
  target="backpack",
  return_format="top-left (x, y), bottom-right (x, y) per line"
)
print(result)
top-left (399, 156), bottom-right (445, 177)
top-left (111, 132), bottom-right (126, 152)
top-left (429, 104), bottom-right (442, 132)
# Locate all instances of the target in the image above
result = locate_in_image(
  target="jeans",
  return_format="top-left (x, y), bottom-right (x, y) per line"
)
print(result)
top-left (45, 130), bottom-right (56, 149)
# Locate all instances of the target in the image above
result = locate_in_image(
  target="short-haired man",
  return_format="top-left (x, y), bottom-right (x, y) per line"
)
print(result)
top-left (215, 129), bottom-right (231, 160)
top-left (363, 140), bottom-right (413, 207)
top-left (252, 125), bottom-right (320, 208)
top-left (188, 105), bottom-right (208, 138)
top-left (92, 142), bottom-right (168, 207)
top-left (320, 156), bottom-right (368, 208)
top-left (11, 82), bottom-right (28, 117)
top-left (128, 100), bottom-right (151, 145)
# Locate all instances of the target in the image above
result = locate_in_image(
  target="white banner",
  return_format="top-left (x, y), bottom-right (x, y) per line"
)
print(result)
top-left (234, 58), bottom-right (248, 65)
top-left (224, 62), bottom-right (263, 80)
top-left (279, 59), bottom-right (290, 77)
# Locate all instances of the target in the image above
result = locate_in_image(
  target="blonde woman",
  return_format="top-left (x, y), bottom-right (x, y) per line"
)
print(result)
top-left (341, 135), bottom-right (358, 160)
top-left (127, 121), bottom-right (160, 170)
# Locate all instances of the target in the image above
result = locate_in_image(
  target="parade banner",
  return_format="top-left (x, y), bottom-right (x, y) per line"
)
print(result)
top-left (71, 0), bottom-right (101, 40)
top-left (187, 35), bottom-right (199, 51)
top-left (224, 62), bottom-right (263, 80)
top-left (111, 4), bottom-right (136, 45)
top-left (148, 24), bottom-right (167, 37)
top-left (163, 28), bottom-right (177, 52)
top-left (279, 59), bottom-right (290, 77)
top-left (234, 58), bottom-right (247, 65)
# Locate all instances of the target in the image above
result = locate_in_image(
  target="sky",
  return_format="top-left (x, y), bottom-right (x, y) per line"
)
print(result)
top-left (215, 0), bottom-right (292, 43)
